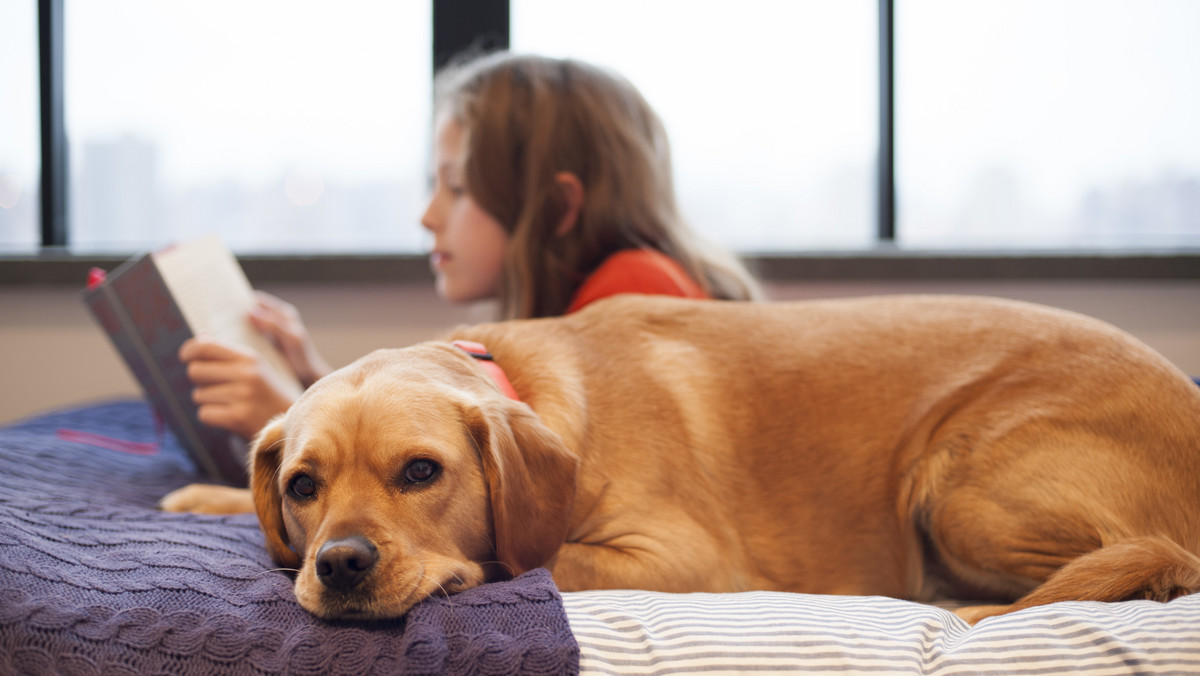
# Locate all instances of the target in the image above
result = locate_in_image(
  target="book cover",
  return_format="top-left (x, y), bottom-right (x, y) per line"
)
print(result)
top-left (82, 234), bottom-right (301, 484)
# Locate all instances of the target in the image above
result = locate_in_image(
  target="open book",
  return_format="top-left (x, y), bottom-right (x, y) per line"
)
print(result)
top-left (82, 234), bottom-right (301, 483)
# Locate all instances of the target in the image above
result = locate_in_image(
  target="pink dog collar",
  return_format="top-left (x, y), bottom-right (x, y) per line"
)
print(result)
top-left (452, 340), bottom-right (521, 401)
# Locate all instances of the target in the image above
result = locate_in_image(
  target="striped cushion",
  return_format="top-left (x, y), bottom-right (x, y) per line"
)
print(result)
top-left (563, 590), bottom-right (1200, 675)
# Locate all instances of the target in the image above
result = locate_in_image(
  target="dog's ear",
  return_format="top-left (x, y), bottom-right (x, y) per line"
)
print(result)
top-left (465, 401), bottom-right (578, 577)
top-left (249, 416), bottom-right (301, 569)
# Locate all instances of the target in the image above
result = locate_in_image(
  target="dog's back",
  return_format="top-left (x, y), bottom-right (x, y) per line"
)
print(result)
top-left (460, 294), bottom-right (1200, 614)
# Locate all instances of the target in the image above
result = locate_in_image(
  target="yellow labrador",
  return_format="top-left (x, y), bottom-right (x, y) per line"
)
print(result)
top-left (162, 295), bottom-right (1200, 623)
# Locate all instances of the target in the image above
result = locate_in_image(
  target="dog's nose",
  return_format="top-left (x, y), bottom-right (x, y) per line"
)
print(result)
top-left (315, 536), bottom-right (378, 591)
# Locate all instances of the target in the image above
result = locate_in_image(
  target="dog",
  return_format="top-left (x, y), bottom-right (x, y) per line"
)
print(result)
top-left (161, 294), bottom-right (1200, 623)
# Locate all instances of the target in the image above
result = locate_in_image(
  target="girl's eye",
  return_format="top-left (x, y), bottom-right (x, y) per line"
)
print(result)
top-left (404, 459), bottom-right (440, 485)
top-left (289, 474), bottom-right (316, 499)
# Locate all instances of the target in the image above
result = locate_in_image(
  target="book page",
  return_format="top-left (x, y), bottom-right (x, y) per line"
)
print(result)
top-left (154, 234), bottom-right (302, 396)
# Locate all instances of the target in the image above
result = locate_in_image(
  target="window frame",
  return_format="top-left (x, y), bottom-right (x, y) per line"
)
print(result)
top-left (6, 0), bottom-right (1197, 286)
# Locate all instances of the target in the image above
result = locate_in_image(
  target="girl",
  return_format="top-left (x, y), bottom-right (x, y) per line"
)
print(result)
top-left (181, 52), bottom-right (763, 440)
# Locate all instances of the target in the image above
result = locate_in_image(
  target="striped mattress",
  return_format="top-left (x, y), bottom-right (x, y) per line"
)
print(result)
top-left (564, 589), bottom-right (1200, 675)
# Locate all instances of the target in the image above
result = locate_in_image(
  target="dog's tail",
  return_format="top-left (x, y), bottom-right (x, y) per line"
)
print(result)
top-left (957, 536), bottom-right (1200, 623)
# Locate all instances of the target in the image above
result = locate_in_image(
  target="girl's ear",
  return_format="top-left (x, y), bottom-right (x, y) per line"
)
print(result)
top-left (553, 171), bottom-right (584, 236)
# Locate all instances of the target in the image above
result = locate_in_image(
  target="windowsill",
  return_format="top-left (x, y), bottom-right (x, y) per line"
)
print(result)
top-left (2, 247), bottom-right (1198, 287)
top-left (743, 247), bottom-right (1200, 281)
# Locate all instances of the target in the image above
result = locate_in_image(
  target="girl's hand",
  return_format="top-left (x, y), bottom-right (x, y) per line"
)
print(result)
top-left (249, 291), bottom-right (332, 388)
top-left (179, 337), bottom-right (299, 440)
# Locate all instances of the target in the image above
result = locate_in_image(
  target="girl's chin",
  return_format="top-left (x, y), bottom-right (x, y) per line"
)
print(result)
top-left (436, 280), bottom-right (498, 306)
top-left (435, 278), bottom-right (469, 304)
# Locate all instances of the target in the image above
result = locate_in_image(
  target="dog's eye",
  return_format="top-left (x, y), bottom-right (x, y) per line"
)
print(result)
top-left (404, 459), bottom-right (440, 485)
top-left (290, 474), bottom-right (316, 499)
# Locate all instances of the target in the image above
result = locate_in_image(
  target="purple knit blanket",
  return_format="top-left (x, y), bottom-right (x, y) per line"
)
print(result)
top-left (0, 400), bottom-right (578, 675)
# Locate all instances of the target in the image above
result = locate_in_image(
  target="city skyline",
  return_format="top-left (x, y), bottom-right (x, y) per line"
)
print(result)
top-left (4, 1), bottom-right (1199, 252)
top-left (45, 134), bottom-right (1200, 254)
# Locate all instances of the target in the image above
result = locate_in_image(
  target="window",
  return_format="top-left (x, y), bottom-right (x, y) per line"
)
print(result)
top-left (897, 0), bottom-right (1200, 249)
top-left (0, 0), bottom-right (39, 252)
top-left (12, 1), bottom-right (1200, 259)
top-left (512, 0), bottom-right (879, 252)
top-left (65, 1), bottom-right (432, 253)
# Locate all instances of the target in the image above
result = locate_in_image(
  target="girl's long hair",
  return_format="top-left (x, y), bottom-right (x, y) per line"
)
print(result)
top-left (434, 52), bottom-right (764, 320)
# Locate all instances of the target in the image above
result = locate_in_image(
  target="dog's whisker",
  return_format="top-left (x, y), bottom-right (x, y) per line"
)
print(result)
top-left (480, 560), bottom-right (518, 578)
top-left (415, 570), bottom-right (458, 610)
top-left (425, 573), bottom-right (451, 598)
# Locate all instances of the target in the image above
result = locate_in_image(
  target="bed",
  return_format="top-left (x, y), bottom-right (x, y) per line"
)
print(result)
top-left (3, 399), bottom-right (1199, 675)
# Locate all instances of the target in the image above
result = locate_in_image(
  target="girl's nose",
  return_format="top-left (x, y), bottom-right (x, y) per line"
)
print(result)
top-left (419, 198), bottom-right (439, 233)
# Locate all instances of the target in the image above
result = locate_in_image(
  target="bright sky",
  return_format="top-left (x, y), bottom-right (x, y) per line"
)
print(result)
top-left (896, 0), bottom-right (1200, 212)
top-left (64, 0), bottom-right (431, 187)
top-left (3, 1), bottom-right (1198, 248)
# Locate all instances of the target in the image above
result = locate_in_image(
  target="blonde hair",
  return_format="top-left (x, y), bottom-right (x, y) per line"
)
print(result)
top-left (434, 52), bottom-right (763, 319)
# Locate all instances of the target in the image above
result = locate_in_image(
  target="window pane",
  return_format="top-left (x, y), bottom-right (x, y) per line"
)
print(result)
top-left (513, 0), bottom-right (878, 252)
top-left (66, 1), bottom-right (431, 254)
top-left (897, 0), bottom-right (1200, 249)
top-left (0, 0), bottom-right (40, 252)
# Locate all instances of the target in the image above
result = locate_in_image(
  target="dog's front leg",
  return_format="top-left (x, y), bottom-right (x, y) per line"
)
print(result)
top-left (548, 531), bottom-right (742, 594)
top-left (160, 484), bottom-right (254, 514)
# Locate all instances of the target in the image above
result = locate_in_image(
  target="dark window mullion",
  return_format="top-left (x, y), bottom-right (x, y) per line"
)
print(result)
top-left (878, 0), bottom-right (896, 243)
top-left (38, 0), bottom-right (67, 248)
top-left (432, 0), bottom-right (509, 72)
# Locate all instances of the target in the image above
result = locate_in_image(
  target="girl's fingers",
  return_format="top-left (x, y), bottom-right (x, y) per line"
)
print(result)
top-left (253, 290), bottom-right (288, 310)
top-left (179, 336), bottom-right (251, 363)
top-left (182, 347), bottom-right (257, 385)
top-left (253, 291), bottom-right (299, 322)
top-left (189, 381), bottom-right (244, 406)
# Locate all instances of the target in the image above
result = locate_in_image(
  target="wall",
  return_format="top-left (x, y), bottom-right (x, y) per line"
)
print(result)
top-left (2, 279), bottom-right (1198, 425)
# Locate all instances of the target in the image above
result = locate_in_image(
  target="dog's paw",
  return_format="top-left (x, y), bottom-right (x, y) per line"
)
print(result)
top-left (160, 484), bottom-right (254, 514)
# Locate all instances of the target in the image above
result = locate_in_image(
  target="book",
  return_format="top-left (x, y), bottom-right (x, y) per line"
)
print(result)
top-left (81, 234), bottom-right (301, 484)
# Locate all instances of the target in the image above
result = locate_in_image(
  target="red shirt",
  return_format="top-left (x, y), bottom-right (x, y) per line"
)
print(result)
top-left (566, 249), bottom-right (708, 314)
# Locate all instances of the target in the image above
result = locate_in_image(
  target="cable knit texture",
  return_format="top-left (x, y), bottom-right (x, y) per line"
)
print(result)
top-left (0, 400), bottom-right (579, 675)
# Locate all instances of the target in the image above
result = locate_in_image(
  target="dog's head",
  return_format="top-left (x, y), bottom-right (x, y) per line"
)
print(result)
top-left (249, 343), bottom-right (578, 620)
